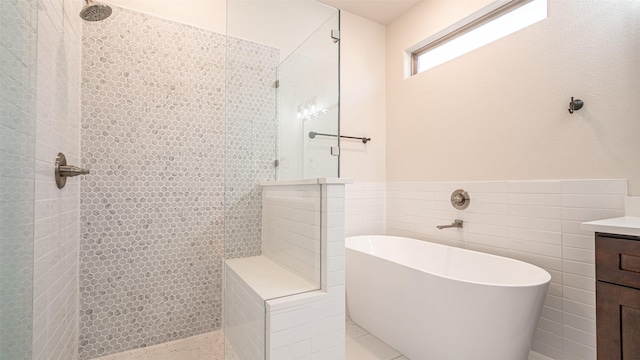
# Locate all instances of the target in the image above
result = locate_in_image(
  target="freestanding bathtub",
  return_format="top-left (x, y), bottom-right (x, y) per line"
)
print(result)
top-left (346, 235), bottom-right (551, 360)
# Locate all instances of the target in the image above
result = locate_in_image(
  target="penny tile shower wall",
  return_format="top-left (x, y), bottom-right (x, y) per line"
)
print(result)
top-left (80, 7), bottom-right (277, 359)
top-left (225, 37), bottom-right (278, 259)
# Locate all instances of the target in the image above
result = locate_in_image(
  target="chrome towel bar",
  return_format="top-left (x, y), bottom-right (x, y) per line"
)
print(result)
top-left (308, 131), bottom-right (371, 144)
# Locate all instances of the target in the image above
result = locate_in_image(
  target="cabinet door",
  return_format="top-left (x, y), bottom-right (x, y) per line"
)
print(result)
top-left (597, 281), bottom-right (640, 360)
top-left (596, 234), bottom-right (640, 289)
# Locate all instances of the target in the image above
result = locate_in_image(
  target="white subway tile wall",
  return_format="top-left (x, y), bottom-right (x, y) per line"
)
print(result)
top-left (345, 183), bottom-right (386, 237)
top-left (345, 179), bottom-right (627, 360)
top-left (225, 264), bottom-right (266, 360)
top-left (265, 182), bottom-right (346, 360)
top-left (262, 185), bottom-right (322, 285)
top-left (0, 0), bottom-right (38, 358)
top-left (32, 0), bottom-right (83, 359)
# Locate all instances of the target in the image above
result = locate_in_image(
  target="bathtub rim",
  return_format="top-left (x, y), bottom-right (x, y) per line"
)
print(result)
top-left (346, 235), bottom-right (552, 288)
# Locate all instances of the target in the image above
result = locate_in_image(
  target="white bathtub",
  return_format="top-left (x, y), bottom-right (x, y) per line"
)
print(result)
top-left (346, 235), bottom-right (551, 360)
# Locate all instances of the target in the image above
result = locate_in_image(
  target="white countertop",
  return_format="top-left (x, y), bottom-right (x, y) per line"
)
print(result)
top-left (581, 216), bottom-right (640, 237)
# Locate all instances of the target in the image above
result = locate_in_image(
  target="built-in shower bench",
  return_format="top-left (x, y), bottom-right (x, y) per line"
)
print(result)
top-left (225, 255), bottom-right (318, 300)
top-left (224, 255), bottom-right (319, 360)
top-left (225, 178), bottom-right (350, 360)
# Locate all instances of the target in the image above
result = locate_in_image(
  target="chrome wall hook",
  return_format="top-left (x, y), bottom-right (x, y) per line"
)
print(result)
top-left (568, 97), bottom-right (584, 114)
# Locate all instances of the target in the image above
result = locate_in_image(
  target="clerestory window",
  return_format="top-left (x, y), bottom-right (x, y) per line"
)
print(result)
top-left (409, 0), bottom-right (548, 76)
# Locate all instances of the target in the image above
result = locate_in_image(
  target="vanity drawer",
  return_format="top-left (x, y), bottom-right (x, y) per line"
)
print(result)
top-left (596, 233), bottom-right (640, 289)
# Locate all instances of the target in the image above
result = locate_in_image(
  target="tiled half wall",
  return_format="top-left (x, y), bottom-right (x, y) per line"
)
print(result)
top-left (266, 181), bottom-right (347, 359)
top-left (262, 185), bottom-right (322, 285)
top-left (80, 6), bottom-right (277, 359)
top-left (225, 181), bottom-right (347, 360)
top-left (345, 179), bottom-right (627, 360)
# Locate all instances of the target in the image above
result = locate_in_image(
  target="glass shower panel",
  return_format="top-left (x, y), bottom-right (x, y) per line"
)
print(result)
top-left (276, 12), bottom-right (340, 180)
top-left (225, 1), bottom-right (339, 358)
top-left (0, 0), bottom-right (38, 358)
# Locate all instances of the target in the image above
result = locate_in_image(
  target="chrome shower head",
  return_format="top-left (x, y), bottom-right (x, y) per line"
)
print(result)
top-left (80, 0), bottom-right (112, 21)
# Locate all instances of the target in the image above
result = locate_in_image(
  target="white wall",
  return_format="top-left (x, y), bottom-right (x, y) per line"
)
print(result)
top-left (103, 0), bottom-right (226, 34)
top-left (228, 0), bottom-right (336, 61)
top-left (386, 0), bottom-right (640, 194)
top-left (103, 0), bottom-right (336, 61)
top-left (339, 11), bottom-right (387, 183)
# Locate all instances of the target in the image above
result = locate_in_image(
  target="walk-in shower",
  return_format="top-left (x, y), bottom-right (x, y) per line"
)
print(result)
top-left (0, 0), bottom-right (339, 359)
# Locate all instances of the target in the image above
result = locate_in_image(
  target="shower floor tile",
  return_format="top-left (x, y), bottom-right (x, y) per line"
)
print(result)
top-left (89, 330), bottom-right (236, 360)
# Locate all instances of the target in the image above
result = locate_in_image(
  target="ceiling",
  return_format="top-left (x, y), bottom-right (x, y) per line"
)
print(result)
top-left (318, 0), bottom-right (422, 24)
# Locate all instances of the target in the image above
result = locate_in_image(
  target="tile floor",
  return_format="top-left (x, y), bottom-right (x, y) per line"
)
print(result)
top-left (92, 317), bottom-right (552, 360)
top-left (347, 316), bottom-right (553, 360)
top-left (346, 316), bottom-right (407, 360)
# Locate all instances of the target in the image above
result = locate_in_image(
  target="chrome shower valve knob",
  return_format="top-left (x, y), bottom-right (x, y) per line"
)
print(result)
top-left (55, 152), bottom-right (90, 189)
top-left (450, 189), bottom-right (470, 210)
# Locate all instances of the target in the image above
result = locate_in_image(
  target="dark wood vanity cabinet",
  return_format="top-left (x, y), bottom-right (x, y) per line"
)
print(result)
top-left (596, 233), bottom-right (640, 360)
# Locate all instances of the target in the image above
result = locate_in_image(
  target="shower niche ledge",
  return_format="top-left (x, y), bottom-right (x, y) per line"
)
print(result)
top-left (225, 178), bottom-right (350, 360)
